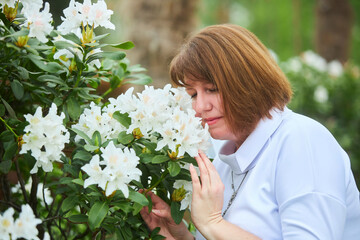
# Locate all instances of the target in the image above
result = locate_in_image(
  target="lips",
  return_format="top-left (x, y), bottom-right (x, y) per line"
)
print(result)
top-left (203, 117), bottom-right (221, 126)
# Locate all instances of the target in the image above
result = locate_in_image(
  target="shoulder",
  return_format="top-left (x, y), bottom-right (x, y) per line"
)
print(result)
top-left (273, 110), bottom-right (351, 203)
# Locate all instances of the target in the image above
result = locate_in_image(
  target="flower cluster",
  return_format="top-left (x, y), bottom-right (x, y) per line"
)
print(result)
top-left (281, 50), bottom-right (344, 78)
top-left (104, 85), bottom-right (210, 157)
top-left (20, 103), bottom-right (70, 174)
top-left (58, 0), bottom-right (115, 36)
top-left (81, 141), bottom-right (141, 197)
top-left (72, 101), bottom-right (126, 144)
top-left (0, 204), bottom-right (46, 240)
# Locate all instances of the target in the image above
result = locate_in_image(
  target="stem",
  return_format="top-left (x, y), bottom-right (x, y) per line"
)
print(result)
top-left (101, 88), bottom-right (113, 99)
top-left (14, 156), bottom-right (29, 203)
top-left (145, 170), bottom-right (169, 194)
top-left (0, 116), bottom-right (19, 138)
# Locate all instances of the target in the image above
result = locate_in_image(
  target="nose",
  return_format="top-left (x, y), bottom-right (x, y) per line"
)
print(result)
top-left (192, 93), bottom-right (211, 117)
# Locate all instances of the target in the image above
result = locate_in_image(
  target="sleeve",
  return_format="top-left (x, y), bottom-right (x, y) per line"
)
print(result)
top-left (275, 118), bottom-right (349, 240)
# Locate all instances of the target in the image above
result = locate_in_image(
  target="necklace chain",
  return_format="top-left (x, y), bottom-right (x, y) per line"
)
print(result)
top-left (222, 171), bottom-right (248, 217)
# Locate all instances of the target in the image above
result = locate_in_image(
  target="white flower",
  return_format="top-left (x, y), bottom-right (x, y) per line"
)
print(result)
top-left (22, 2), bottom-right (53, 43)
top-left (20, 103), bottom-right (70, 173)
top-left (11, 179), bottom-right (53, 206)
top-left (173, 180), bottom-right (193, 210)
top-left (302, 50), bottom-right (327, 72)
top-left (327, 60), bottom-right (343, 77)
top-left (75, 0), bottom-right (92, 25)
top-left (81, 142), bottom-right (142, 198)
top-left (90, 0), bottom-right (115, 30)
top-left (73, 102), bottom-right (118, 144)
top-left (57, 0), bottom-right (82, 35)
top-left (314, 85), bottom-right (329, 103)
top-left (100, 142), bottom-right (141, 197)
top-left (20, 0), bottom-right (43, 11)
top-left (12, 204), bottom-right (42, 240)
top-left (0, 0), bottom-right (17, 7)
top-left (81, 155), bottom-right (108, 190)
top-left (0, 207), bottom-right (14, 240)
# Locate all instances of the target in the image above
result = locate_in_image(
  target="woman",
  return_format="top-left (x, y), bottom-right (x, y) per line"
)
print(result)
top-left (140, 24), bottom-right (360, 239)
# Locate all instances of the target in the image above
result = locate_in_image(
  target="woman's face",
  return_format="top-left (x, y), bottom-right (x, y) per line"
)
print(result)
top-left (184, 76), bottom-right (238, 142)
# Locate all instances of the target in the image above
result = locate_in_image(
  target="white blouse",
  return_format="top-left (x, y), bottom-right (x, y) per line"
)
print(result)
top-left (197, 107), bottom-right (360, 239)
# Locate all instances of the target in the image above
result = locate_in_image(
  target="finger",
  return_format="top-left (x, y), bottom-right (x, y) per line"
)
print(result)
top-left (190, 163), bottom-right (201, 194)
top-left (195, 152), bottom-right (210, 187)
top-left (198, 150), bottom-right (222, 184)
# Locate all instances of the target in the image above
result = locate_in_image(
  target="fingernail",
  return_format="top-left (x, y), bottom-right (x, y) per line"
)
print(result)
top-left (152, 209), bottom-right (161, 214)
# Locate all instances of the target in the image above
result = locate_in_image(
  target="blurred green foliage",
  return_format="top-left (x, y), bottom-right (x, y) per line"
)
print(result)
top-left (199, 0), bottom-right (360, 64)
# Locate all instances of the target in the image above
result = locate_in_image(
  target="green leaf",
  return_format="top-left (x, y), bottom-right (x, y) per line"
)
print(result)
top-left (70, 128), bottom-right (91, 143)
top-left (66, 96), bottom-right (81, 120)
top-left (68, 214), bottom-right (88, 223)
top-left (61, 195), bottom-right (79, 212)
top-left (92, 130), bottom-right (102, 146)
top-left (88, 201), bottom-right (109, 230)
top-left (0, 130), bottom-right (14, 142)
top-left (28, 55), bottom-right (63, 73)
top-left (0, 104), bottom-right (5, 117)
top-left (111, 41), bottom-right (135, 50)
top-left (86, 52), bottom-right (103, 65)
top-left (5, 28), bottom-right (29, 38)
top-left (132, 202), bottom-right (143, 215)
top-left (54, 40), bottom-right (76, 49)
top-left (152, 155), bottom-right (170, 164)
top-left (3, 142), bottom-right (18, 161)
top-left (17, 66), bottom-right (29, 80)
top-left (61, 33), bottom-right (82, 45)
top-left (37, 75), bottom-right (67, 87)
top-left (110, 75), bottom-right (121, 90)
top-left (113, 111), bottom-right (131, 128)
top-left (180, 157), bottom-right (197, 166)
top-left (72, 178), bottom-right (84, 186)
top-left (139, 153), bottom-right (154, 164)
top-left (170, 201), bottom-right (185, 225)
top-left (73, 150), bottom-right (92, 161)
top-left (10, 80), bottom-right (24, 100)
top-left (102, 51), bottom-right (126, 61)
top-left (1, 98), bottom-right (17, 119)
top-left (128, 191), bottom-right (149, 206)
top-left (0, 160), bottom-right (12, 174)
top-left (125, 74), bottom-right (152, 85)
top-left (84, 144), bottom-right (99, 152)
top-left (117, 131), bottom-right (134, 145)
top-left (111, 201), bottom-right (133, 214)
top-left (93, 33), bottom-right (110, 41)
top-left (168, 161), bottom-right (181, 177)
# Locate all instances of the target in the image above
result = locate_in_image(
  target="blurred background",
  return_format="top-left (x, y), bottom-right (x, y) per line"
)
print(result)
top-left (47, 0), bottom-right (360, 186)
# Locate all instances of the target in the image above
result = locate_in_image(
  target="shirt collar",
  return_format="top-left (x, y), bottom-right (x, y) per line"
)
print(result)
top-left (218, 107), bottom-right (289, 174)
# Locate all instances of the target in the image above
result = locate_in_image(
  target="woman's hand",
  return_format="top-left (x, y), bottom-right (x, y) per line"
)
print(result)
top-left (140, 190), bottom-right (193, 240)
top-left (189, 150), bottom-right (225, 238)
top-left (189, 151), bottom-right (260, 240)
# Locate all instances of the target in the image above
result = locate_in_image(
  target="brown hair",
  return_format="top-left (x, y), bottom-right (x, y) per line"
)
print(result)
top-left (170, 24), bottom-right (292, 136)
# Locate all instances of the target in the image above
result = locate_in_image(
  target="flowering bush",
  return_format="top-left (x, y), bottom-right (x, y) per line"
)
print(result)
top-left (280, 50), bottom-right (360, 187)
top-left (0, 0), bottom-right (209, 239)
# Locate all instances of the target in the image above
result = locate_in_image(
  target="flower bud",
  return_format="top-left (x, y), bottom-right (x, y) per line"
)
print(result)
top-left (171, 185), bottom-right (186, 202)
top-left (15, 35), bottom-right (29, 48)
top-left (3, 2), bottom-right (18, 22)
top-left (132, 128), bottom-right (143, 139)
top-left (81, 23), bottom-right (94, 46)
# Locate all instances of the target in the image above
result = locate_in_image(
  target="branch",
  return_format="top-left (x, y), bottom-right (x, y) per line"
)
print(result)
top-left (0, 200), bottom-right (21, 211)
top-left (14, 156), bottom-right (29, 203)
